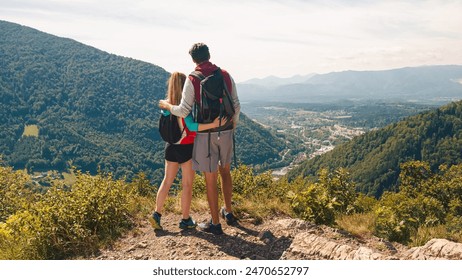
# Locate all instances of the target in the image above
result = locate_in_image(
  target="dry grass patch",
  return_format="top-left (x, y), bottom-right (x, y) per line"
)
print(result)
top-left (22, 125), bottom-right (39, 137)
top-left (410, 225), bottom-right (462, 247)
top-left (336, 212), bottom-right (376, 239)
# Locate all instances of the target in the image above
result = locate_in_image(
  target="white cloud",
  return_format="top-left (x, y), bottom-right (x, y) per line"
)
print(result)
top-left (1, 0), bottom-right (462, 82)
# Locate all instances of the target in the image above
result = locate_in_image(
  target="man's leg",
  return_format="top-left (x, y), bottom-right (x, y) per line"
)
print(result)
top-left (204, 171), bottom-right (220, 224)
top-left (219, 163), bottom-right (233, 213)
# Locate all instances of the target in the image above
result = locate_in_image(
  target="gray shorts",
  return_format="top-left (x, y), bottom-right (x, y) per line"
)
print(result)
top-left (192, 130), bottom-right (234, 172)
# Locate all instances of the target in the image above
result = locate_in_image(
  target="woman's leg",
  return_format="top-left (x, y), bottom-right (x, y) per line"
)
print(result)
top-left (155, 160), bottom-right (179, 214)
top-left (180, 159), bottom-right (195, 219)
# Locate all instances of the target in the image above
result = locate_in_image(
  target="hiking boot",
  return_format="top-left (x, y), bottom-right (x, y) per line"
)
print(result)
top-left (149, 212), bottom-right (163, 230)
top-left (221, 207), bottom-right (237, 225)
top-left (179, 217), bottom-right (197, 229)
top-left (198, 221), bottom-right (223, 235)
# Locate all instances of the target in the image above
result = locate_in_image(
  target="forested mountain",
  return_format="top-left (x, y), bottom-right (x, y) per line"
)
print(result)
top-left (238, 65), bottom-right (462, 103)
top-left (0, 20), bottom-right (284, 182)
top-left (288, 100), bottom-right (462, 197)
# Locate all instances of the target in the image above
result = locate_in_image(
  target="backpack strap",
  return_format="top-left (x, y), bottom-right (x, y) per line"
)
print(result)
top-left (189, 71), bottom-right (206, 81)
top-left (173, 115), bottom-right (186, 144)
top-left (189, 71), bottom-right (208, 103)
top-left (233, 130), bottom-right (237, 169)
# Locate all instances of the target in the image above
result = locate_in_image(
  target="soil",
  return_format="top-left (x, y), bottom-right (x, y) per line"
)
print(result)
top-left (92, 212), bottom-right (404, 260)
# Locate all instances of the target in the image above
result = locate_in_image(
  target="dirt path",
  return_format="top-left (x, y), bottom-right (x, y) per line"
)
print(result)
top-left (96, 212), bottom-right (446, 260)
top-left (94, 213), bottom-right (294, 260)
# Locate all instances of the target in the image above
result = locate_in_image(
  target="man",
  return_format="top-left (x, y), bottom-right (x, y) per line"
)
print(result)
top-left (159, 43), bottom-right (240, 235)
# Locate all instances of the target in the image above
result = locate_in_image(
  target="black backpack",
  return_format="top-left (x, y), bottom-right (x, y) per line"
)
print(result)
top-left (189, 68), bottom-right (235, 129)
top-left (158, 113), bottom-right (184, 144)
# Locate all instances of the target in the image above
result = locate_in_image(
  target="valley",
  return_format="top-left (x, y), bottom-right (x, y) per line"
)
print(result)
top-left (241, 101), bottom-right (437, 176)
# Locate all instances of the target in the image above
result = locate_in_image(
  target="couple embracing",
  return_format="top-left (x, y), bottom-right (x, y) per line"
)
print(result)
top-left (152, 43), bottom-right (240, 235)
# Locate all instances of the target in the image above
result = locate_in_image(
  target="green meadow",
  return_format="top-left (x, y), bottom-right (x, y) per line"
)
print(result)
top-left (22, 125), bottom-right (39, 137)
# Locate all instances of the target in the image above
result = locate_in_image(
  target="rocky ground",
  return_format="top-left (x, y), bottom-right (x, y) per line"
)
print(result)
top-left (92, 213), bottom-right (462, 260)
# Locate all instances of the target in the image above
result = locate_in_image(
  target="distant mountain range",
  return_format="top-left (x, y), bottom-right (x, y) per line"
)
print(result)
top-left (238, 66), bottom-right (462, 104)
top-left (0, 20), bottom-right (284, 182)
top-left (240, 74), bottom-right (316, 88)
top-left (287, 100), bottom-right (462, 197)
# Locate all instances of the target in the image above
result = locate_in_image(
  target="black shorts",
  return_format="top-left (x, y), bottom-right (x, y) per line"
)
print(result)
top-left (165, 143), bottom-right (193, 164)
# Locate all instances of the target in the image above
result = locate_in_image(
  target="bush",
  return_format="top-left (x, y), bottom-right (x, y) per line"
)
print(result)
top-left (0, 166), bottom-right (35, 222)
top-left (373, 161), bottom-right (451, 243)
top-left (289, 168), bottom-right (357, 225)
top-left (0, 170), bottom-right (135, 259)
top-left (290, 181), bottom-right (335, 225)
top-left (318, 168), bottom-right (357, 214)
top-left (130, 172), bottom-right (157, 197)
top-left (374, 205), bottom-right (411, 242)
top-left (231, 164), bottom-right (273, 198)
top-left (192, 173), bottom-right (207, 198)
top-left (446, 214), bottom-right (462, 234)
top-left (353, 193), bottom-right (377, 213)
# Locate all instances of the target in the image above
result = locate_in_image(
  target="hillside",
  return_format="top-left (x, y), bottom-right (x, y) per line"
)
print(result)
top-left (0, 20), bottom-right (284, 182)
top-left (288, 100), bottom-right (462, 197)
top-left (238, 65), bottom-right (462, 103)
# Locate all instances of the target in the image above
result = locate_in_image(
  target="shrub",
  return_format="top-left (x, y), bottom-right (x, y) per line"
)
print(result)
top-left (231, 164), bottom-right (273, 197)
top-left (0, 171), bottom-right (135, 259)
top-left (289, 168), bottom-right (357, 225)
top-left (374, 205), bottom-right (411, 242)
top-left (0, 166), bottom-right (35, 222)
top-left (130, 172), bottom-right (157, 197)
top-left (192, 173), bottom-right (207, 198)
top-left (353, 193), bottom-right (377, 213)
top-left (446, 214), bottom-right (462, 234)
top-left (318, 168), bottom-right (357, 214)
top-left (289, 180), bottom-right (335, 225)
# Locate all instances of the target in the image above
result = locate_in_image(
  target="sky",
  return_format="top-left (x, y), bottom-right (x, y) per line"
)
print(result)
top-left (1, 0), bottom-right (462, 82)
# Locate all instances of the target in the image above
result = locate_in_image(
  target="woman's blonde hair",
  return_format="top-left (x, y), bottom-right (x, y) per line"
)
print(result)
top-left (166, 72), bottom-right (186, 106)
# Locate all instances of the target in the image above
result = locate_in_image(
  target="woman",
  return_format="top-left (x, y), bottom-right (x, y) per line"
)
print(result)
top-left (150, 72), bottom-right (222, 230)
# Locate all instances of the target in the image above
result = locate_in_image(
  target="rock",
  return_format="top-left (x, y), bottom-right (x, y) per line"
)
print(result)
top-left (138, 241), bottom-right (148, 249)
top-left (403, 239), bottom-right (462, 260)
top-left (125, 245), bottom-right (137, 253)
top-left (258, 230), bottom-right (275, 242)
top-left (281, 232), bottom-right (389, 260)
top-left (276, 219), bottom-right (313, 230)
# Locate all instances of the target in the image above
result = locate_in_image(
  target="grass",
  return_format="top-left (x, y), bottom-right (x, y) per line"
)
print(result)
top-left (410, 225), bottom-right (462, 247)
top-left (336, 212), bottom-right (376, 239)
top-left (336, 212), bottom-right (462, 248)
top-left (233, 195), bottom-right (293, 224)
top-left (22, 125), bottom-right (39, 137)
